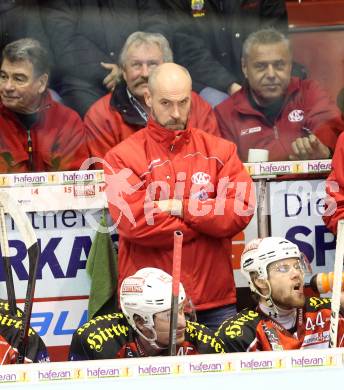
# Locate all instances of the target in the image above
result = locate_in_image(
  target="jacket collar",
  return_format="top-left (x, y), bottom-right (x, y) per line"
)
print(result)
top-left (234, 76), bottom-right (301, 116)
top-left (0, 90), bottom-right (53, 121)
top-left (110, 80), bottom-right (146, 127)
top-left (146, 117), bottom-right (191, 150)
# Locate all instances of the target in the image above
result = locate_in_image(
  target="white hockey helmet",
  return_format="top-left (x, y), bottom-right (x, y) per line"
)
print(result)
top-left (241, 237), bottom-right (304, 292)
top-left (120, 267), bottom-right (186, 332)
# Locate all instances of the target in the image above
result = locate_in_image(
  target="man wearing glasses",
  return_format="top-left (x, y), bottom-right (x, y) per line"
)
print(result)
top-left (216, 237), bottom-right (344, 351)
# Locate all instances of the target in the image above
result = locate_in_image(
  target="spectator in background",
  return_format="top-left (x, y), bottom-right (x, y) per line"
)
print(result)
top-left (0, 38), bottom-right (88, 173)
top-left (216, 237), bottom-right (344, 351)
top-left (85, 31), bottom-right (220, 169)
top-left (40, 0), bottom-right (169, 117)
top-left (104, 63), bottom-right (254, 329)
top-left (162, 0), bottom-right (295, 106)
top-left (0, 0), bottom-right (60, 98)
top-left (0, 1), bottom-right (53, 65)
top-left (69, 267), bottom-right (224, 360)
top-left (323, 132), bottom-right (344, 234)
top-left (215, 28), bottom-right (343, 162)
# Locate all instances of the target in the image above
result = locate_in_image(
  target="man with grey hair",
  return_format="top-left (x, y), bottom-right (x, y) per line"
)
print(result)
top-left (104, 62), bottom-right (254, 329)
top-left (85, 31), bottom-right (220, 168)
top-left (215, 28), bottom-right (343, 162)
top-left (0, 38), bottom-right (88, 173)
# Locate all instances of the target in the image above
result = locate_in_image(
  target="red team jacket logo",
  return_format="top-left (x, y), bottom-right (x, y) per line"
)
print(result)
top-left (288, 110), bottom-right (304, 122)
top-left (191, 172), bottom-right (210, 185)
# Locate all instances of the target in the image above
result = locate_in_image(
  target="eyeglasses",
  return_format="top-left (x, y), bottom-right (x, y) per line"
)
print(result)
top-left (269, 261), bottom-right (304, 274)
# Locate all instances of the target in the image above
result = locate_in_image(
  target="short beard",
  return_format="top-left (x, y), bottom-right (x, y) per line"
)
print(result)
top-left (271, 293), bottom-right (306, 310)
top-left (151, 108), bottom-right (186, 130)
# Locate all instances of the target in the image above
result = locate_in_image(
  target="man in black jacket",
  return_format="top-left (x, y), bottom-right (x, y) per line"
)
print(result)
top-left (162, 0), bottom-right (289, 106)
top-left (40, 0), bottom-right (169, 117)
top-left (0, 1), bottom-right (57, 89)
top-left (0, 1), bottom-right (52, 57)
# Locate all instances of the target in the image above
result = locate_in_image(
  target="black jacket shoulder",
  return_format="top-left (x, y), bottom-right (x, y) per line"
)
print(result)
top-left (215, 307), bottom-right (262, 352)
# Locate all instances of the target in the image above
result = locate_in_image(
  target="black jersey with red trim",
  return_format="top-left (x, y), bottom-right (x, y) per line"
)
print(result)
top-left (215, 297), bottom-right (344, 352)
top-left (68, 312), bottom-right (225, 360)
top-left (0, 300), bottom-right (49, 363)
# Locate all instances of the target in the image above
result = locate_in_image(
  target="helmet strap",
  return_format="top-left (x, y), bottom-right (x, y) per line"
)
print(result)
top-left (257, 281), bottom-right (296, 319)
top-left (135, 325), bottom-right (167, 353)
top-left (253, 280), bottom-right (280, 317)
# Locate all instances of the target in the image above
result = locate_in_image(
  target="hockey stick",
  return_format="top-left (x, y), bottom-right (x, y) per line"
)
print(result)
top-left (256, 178), bottom-right (270, 238)
top-left (0, 204), bottom-right (17, 316)
top-left (0, 192), bottom-right (40, 363)
top-left (329, 219), bottom-right (344, 348)
top-left (168, 230), bottom-right (183, 356)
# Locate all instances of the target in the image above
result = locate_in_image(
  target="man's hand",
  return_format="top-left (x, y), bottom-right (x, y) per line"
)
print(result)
top-left (101, 62), bottom-right (120, 91)
top-left (228, 82), bottom-right (242, 96)
top-left (155, 199), bottom-right (183, 217)
top-left (289, 134), bottom-right (331, 160)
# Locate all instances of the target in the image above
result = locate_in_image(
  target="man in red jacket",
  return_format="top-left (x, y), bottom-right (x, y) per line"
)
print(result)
top-left (323, 132), bottom-right (344, 234)
top-left (104, 63), bottom-right (255, 329)
top-left (0, 38), bottom-right (88, 173)
top-left (85, 31), bottom-right (220, 169)
top-left (215, 28), bottom-right (343, 162)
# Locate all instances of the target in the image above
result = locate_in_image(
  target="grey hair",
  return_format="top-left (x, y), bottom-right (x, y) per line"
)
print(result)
top-left (119, 31), bottom-right (173, 68)
top-left (242, 28), bottom-right (292, 60)
top-left (2, 38), bottom-right (50, 77)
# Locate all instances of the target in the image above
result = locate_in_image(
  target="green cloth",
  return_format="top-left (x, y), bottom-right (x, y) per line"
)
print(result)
top-left (86, 210), bottom-right (118, 320)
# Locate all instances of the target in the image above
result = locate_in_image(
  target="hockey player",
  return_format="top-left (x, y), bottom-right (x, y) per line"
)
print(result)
top-left (216, 237), bottom-right (344, 351)
top-left (69, 267), bottom-right (225, 360)
top-left (0, 300), bottom-right (49, 364)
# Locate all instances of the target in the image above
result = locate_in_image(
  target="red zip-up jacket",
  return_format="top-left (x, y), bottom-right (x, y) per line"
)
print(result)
top-left (85, 85), bottom-right (220, 169)
top-left (0, 92), bottom-right (89, 173)
top-left (104, 118), bottom-right (255, 311)
top-left (215, 77), bottom-right (343, 162)
top-left (323, 132), bottom-right (344, 234)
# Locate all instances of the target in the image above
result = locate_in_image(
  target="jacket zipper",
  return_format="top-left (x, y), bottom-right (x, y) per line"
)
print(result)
top-left (270, 91), bottom-right (297, 141)
top-left (273, 125), bottom-right (279, 140)
top-left (170, 134), bottom-right (182, 152)
top-left (27, 128), bottom-right (34, 171)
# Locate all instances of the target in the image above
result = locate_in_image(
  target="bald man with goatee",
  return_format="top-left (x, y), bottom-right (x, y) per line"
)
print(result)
top-left (104, 63), bottom-right (255, 329)
top-left (144, 63), bottom-right (191, 131)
